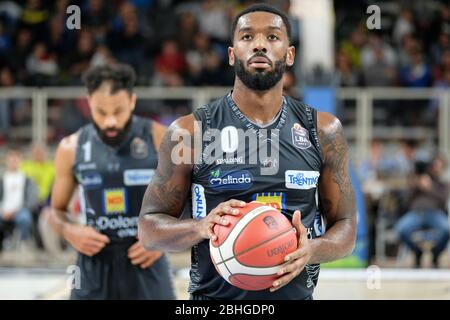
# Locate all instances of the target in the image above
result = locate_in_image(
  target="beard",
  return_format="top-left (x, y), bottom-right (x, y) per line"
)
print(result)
top-left (93, 115), bottom-right (133, 147)
top-left (234, 54), bottom-right (286, 91)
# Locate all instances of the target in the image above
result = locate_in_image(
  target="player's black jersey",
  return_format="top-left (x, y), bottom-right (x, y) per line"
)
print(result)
top-left (187, 93), bottom-right (325, 299)
top-left (73, 116), bottom-right (158, 243)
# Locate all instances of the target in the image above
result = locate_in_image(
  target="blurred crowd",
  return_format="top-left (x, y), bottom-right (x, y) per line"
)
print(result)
top-left (334, 0), bottom-right (450, 89)
top-left (0, 0), bottom-right (298, 144)
top-left (357, 138), bottom-right (450, 266)
top-left (0, 0), bottom-right (298, 88)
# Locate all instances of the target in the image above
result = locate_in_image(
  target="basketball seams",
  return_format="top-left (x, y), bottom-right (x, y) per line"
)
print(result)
top-left (216, 227), bottom-right (296, 266)
top-left (219, 205), bottom-right (275, 261)
top-left (226, 257), bottom-right (282, 276)
top-left (209, 204), bottom-right (298, 290)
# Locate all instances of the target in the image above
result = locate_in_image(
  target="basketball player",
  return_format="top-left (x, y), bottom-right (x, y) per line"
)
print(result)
top-left (49, 64), bottom-right (175, 300)
top-left (139, 4), bottom-right (356, 300)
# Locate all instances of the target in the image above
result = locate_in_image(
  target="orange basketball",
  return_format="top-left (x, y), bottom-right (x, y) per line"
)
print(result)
top-left (210, 201), bottom-right (298, 291)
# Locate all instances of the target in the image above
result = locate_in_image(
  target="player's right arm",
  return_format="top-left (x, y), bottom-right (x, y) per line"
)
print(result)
top-left (49, 133), bottom-right (110, 256)
top-left (138, 115), bottom-right (245, 252)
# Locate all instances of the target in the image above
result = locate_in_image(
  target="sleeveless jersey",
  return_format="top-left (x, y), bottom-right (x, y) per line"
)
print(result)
top-left (188, 93), bottom-right (324, 299)
top-left (72, 116), bottom-right (158, 243)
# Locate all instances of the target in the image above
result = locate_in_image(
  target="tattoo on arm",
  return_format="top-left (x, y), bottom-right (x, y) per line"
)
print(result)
top-left (318, 118), bottom-right (355, 221)
top-left (141, 125), bottom-right (192, 217)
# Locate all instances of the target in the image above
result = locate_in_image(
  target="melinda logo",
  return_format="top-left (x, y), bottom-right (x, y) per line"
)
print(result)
top-left (209, 170), bottom-right (253, 190)
top-left (123, 169), bottom-right (155, 186)
top-left (285, 170), bottom-right (320, 190)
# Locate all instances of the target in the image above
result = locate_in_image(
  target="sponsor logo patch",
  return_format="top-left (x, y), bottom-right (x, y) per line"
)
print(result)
top-left (78, 172), bottom-right (102, 189)
top-left (192, 184), bottom-right (207, 218)
top-left (123, 169), bottom-right (155, 186)
top-left (252, 192), bottom-right (286, 212)
top-left (208, 169), bottom-right (253, 190)
top-left (285, 170), bottom-right (320, 190)
top-left (103, 188), bottom-right (127, 214)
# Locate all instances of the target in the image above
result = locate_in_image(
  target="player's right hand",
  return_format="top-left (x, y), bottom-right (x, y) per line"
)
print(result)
top-left (63, 224), bottom-right (110, 256)
top-left (196, 199), bottom-right (246, 241)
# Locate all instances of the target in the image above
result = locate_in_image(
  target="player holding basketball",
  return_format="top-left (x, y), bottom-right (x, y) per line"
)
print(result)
top-left (49, 64), bottom-right (175, 299)
top-left (139, 4), bottom-right (356, 300)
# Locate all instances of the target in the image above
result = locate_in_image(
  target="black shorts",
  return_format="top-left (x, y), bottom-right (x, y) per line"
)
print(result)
top-left (70, 241), bottom-right (176, 300)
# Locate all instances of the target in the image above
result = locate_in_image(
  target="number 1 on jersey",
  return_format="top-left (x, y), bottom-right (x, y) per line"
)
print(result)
top-left (82, 141), bottom-right (92, 162)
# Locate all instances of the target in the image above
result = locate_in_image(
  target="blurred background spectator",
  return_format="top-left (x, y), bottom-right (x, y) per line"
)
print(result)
top-left (0, 147), bottom-right (38, 253)
top-left (394, 155), bottom-right (450, 268)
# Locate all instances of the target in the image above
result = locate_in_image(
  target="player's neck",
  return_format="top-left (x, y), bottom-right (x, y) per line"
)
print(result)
top-left (231, 79), bottom-right (284, 126)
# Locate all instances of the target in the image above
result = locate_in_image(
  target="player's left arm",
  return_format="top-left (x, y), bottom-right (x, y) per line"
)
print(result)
top-left (270, 112), bottom-right (356, 292)
top-left (309, 112), bottom-right (357, 263)
top-left (127, 119), bottom-right (168, 268)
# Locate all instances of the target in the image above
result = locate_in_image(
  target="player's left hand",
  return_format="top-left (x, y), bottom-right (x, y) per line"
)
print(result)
top-left (128, 241), bottom-right (163, 269)
top-left (270, 210), bottom-right (311, 292)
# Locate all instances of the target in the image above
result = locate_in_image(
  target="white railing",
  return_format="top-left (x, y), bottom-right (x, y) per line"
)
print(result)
top-left (0, 87), bottom-right (449, 163)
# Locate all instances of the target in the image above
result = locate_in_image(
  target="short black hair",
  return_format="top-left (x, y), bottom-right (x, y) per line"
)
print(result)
top-left (230, 3), bottom-right (292, 44)
top-left (83, 64), bottom-right (136, 95)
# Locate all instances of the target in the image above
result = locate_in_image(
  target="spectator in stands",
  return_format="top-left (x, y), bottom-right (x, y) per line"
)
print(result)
top-left (186, 32), bottom-right (229, 86)
top-left (393, 8), bottom-right (416, 46)
top-left (107, 11), bottom-right (145, 75)
top-left (0, 67), bottom-right (28, 143)
top-left (21, 144), bottom-right (54, 208)
top-left (395, 155), bottom-right (450, 268)
top-left (66, 31), bottom-right (96, 84)
top-left (8, 28), bottom-right (33, 84)
top-left (21, 144), bottom-right (55, 249)
top-left (83, 0), bottom-right (111, 43)
top-left (153, 39), bottom-right (187, 86)
top-left (429, 4), bottom-right (450, 44)
top-left (400, 49), bottom-right (431, 87)
top-left (430, 32), bottom-right (450, 67)
top-left (362, 45), bottom-right (397, 86)
top-left (20, 0), bottom-right (49, 43)
top-left (340, 28), bottom-right (366, 70)
top-left (432, 49), bottom-right (450, 83)
top-left (392, 139), bottom-right (418, 176)
top-left (0, 1), bottom-right (22, 32)
top-left (397, 34), bottom-right (420, 69)
top-left (361, 33), bottom-right (397, 72)
top-left (176, 11), bottom-right (199, 52)
top-left (0, 67), bottom-right (14, 140)
top-left (334, 49), bottom-right (361, 87)
top-left (197, 0), bottom-right (230, 45)
top-left (0, 147), bottom-right (38, 251)
top-left (90, 45), bottom-right (116, 67)
top-left (0, 20), bottom-right (12, 55)
top-left (358, 139), bottom-right (395, 190)
top-left (26, 42), bottom-right (59, 86)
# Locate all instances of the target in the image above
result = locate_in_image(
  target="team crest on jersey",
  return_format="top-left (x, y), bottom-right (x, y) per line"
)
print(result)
top-left (103, 188), bottom-right (127, 214)
top-left (131, 137), bottom-right (149, 159)
top-left (252, 192), bottom-right (286, 212)
top-left (291, 123), bottom-right (311, 150)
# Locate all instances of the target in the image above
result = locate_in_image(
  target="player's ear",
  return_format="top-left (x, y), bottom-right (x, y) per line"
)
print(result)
top-left (86, 94), bottom-right (93, 108)
top-left (286, 45), bottom-right (295, 67)
top-left (130, 93), bottom-right (137, 111)
top-left (228, 46), bottom-right (235, 66)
